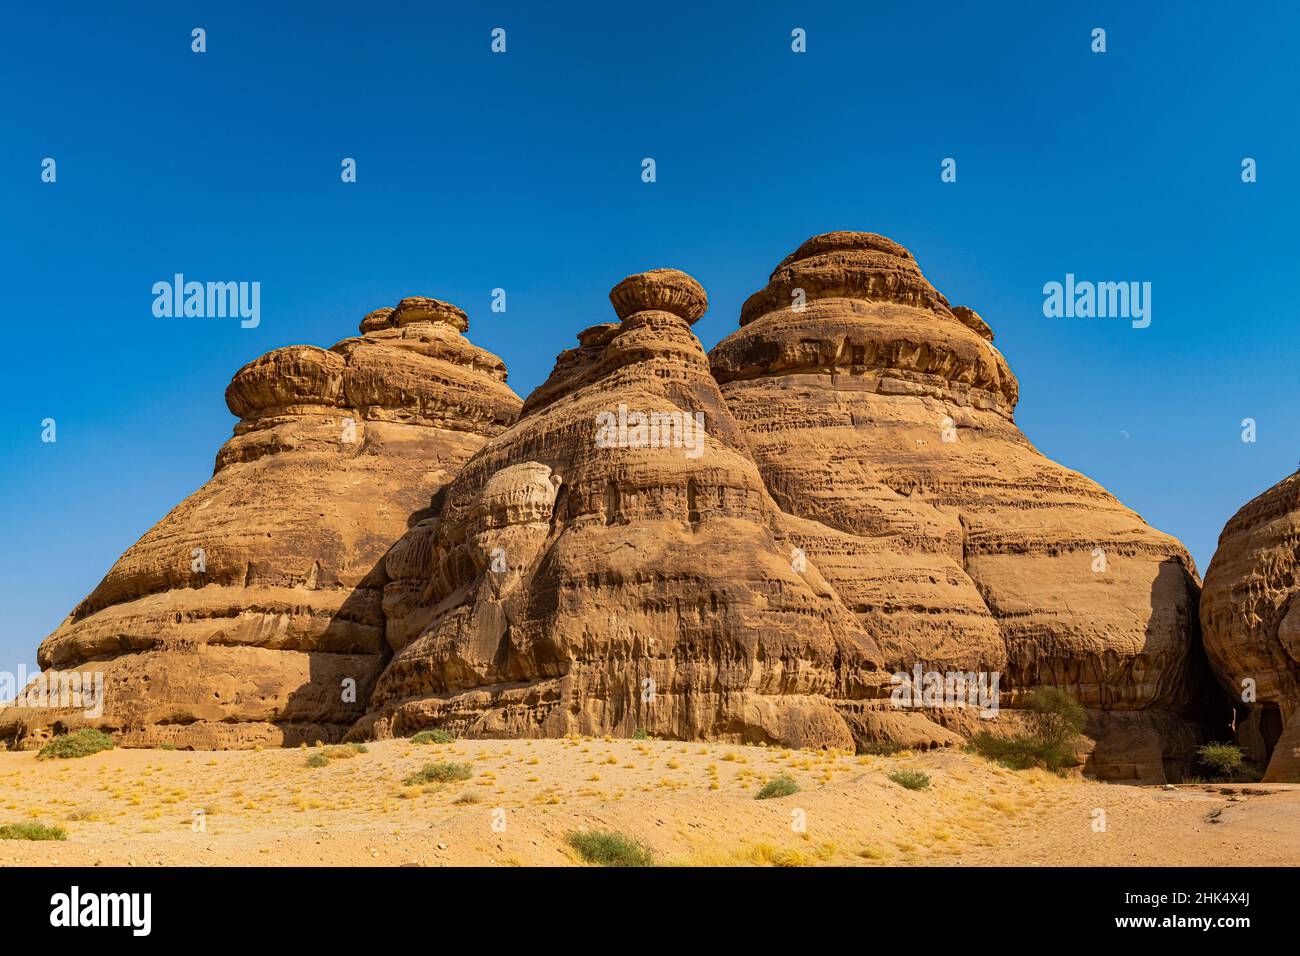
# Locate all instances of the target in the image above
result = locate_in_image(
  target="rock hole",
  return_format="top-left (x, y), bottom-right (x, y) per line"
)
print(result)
top-left (604, 480), bottom-right (621, 526)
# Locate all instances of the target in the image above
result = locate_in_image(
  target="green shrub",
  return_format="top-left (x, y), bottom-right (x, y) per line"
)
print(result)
top-left (888, 770), bottom-right (931, 790)
top-left (969, 686), bottom-right (1085, 774)
top-left (968, 733), bottom-right (1079, 773)
top-left (632, 729), bottom-right (649, 741)
top-left (412, 729), bottom-right (455, 745)
top-left (38, 729), bottom-right (115, 759)
top-left (1022, 686), bottom-right (1087, 741)
top-left (756, 775), bottom-right (800, 799)
top-left (405, 761), bottom-right (473, 785)
top-left (565, 829), bottom-right (654, 867)
top-left (1196, 742), bottom-right (1247, 779)
top-left (306, 743), bottom-right (367, 767)
top-left (0, 822), bottom-right (67, 841)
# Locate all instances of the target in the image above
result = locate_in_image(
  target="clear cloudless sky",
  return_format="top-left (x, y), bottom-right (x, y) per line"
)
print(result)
top-left (2, 1), bottom-right (1297, 674)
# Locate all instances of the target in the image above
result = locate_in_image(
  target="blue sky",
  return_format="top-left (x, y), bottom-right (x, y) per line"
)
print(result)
top-left (2, 1), bottom-right (1296, 672)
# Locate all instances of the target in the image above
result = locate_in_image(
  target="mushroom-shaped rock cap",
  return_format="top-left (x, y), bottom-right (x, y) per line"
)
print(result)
top-left (775, 231), bottom-right (916, 272)
top-left (225, 345), bottom-right (347, 418)
top-left (738, 230), bottom-right (952, 327)
top-left (359, 307), bottom-right (396, 334)
top-left (392, 296), bottom-right (470, 332)
top-left (609, 268), bottom-right (708, 324)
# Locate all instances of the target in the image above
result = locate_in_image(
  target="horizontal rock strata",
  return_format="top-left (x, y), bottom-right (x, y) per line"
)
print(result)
top-left (709, 232), bottom-right (1225, 782)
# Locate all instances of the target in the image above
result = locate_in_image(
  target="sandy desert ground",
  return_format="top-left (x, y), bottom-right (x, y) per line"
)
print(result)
top-left (0, 737), bottom-right (1296, 867)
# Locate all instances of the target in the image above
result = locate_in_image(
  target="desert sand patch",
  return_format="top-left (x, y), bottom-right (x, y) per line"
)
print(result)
top-left (1, 738), bottom-right (1296, 867)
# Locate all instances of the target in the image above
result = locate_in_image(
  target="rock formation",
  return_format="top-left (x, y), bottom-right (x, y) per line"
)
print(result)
top-left (351, 269), bottom-right (913, 751)
top-left (1, 298), bottom-right (521, 749)
top-left (4, 234), bottom-right (1231, 781)
top-left (708, 232), bottom-right (1224, 782)
top-left (1202, 470), bottom-right (1300, 781)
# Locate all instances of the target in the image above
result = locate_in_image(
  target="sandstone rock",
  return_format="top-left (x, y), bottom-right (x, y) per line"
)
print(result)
top-left (608, 268), bottom-right (708, 324)
top-left (1202, 470), bottom-right (1300, 781)
top-left (352, 269), bottom-right (898, 749)
top-left (359, 307), bottom-right (395, 334)
top-left (834, 705), bottom-right (966, 753)
top-left (709, 232), bottom-right (1225, 782)
top-left (3, 235), bottom-right (1230, 778)
top-left (389, 296), bottom-right (470, 333)
top-left (1, 298), bottom-right (521, 749)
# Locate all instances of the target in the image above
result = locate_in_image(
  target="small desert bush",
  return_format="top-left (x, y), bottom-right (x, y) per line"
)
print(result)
top-left (756, 775), bottom-right (799, 800)
top-left (306, 743), bottom-right (367, 767)
top-left (771, 848), bottom-right (811, 867)
top-left (968, 734), bottom-right (1078, 773)
top-left (969, 686), bottom-right (1086, 774)
top-left (566, 829), bottom-right (653, 867)
top-left (632, 729), bottom-right (649, 740)
top-left (0, 822), bottom-right (67, 841)
top-left (412, 729), bottom-right (455, 745)
top-left (888, 770), bottom-right (931, 790)
top-left (1023, 686), bottom-right (1087, 740)
top-left (1195, 742), bottom-right (1254, 782)
top-left (405, 762), bottom-right (473, 786)
top-left (452, 791), bottom-right (482, 805)
top-left (38, 729), bottom-right (115, 759)
top-left (858, 741), bottom-right (910, 757)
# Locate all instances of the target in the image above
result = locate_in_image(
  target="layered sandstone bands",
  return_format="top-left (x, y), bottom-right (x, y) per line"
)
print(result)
top-left (4, 298), bottom-right (521, 749)
top-left (1202, 471), bottom-right (1300, 781)
top-left (710, 232), bottom-right (1221, 781)
top-left (353, 269), bottom-right (899, 751)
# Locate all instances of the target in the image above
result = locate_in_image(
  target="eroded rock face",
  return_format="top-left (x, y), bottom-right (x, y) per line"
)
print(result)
top-left (709, 232), bottom-right (1223, 782)
top-left (1202, 471), bottom-right (1300, 781)
top-left (352, 269), bottom-right (900, 750)
top-left (2, 300), bottom-right (521, 749)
